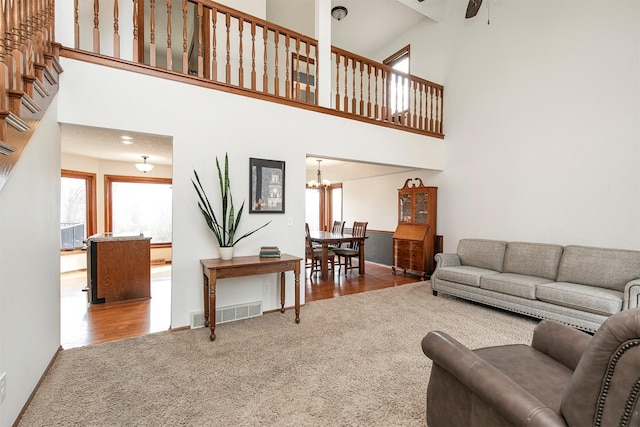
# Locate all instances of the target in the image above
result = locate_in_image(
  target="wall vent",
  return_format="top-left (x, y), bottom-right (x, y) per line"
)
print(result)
top-left (190, 301), bottom-right (263, 329)
top-left (217, 301), bottom-right (263, 324)
top-left (190, 311), bottom-right (206, 329)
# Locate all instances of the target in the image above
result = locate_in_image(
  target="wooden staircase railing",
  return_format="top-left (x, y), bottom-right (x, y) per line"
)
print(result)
top-left (67, 0), bottom-right (443, 137)
top-left (0, 0), bottom-right (63, 192)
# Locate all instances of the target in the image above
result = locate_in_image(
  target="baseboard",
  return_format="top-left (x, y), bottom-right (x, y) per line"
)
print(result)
top-left (13, 345), bottom-right (63, 427)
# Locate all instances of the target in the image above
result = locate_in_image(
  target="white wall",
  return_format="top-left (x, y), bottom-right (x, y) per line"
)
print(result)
top-left (56, 58), bottom-right (443, 332)
top-left (361, 0), bottom-right (640, 252)
top-left (0, 102), bottom-right (61, 425)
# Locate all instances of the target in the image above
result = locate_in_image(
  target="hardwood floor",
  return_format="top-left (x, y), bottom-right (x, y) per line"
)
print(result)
top-left (60, 261), bottom-right (423, 349)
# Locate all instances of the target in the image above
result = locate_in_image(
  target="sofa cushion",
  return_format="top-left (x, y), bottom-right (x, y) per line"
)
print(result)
top-left (480, 273), bottom-right (554, 300)
top-left (457, 239), bottom-right (507, 272)
top-left (536, 282), bottom-right (623, 316)
top-left (556, 245), bottom-right (640, 292)
top-left (437, 266), bottom-right (499, 287)
top-left (503, 242), bottom-right (564, 281)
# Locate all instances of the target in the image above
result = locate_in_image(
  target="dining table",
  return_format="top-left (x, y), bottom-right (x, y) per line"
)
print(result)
top-left (308, 230), bottom-right (367, 280)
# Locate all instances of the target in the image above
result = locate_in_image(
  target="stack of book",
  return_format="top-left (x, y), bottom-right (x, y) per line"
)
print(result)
top-left (259, 246), bottom-right (281, 258)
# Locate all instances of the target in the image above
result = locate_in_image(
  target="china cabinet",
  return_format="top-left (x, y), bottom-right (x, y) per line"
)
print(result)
top-left (392, 178), bottom-right (438, 279)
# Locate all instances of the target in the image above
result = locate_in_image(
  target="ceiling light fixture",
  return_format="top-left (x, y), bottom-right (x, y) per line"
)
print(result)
top-left (121, 135), bottom-right (134, 145)
top-left (135, 155), bottom-right (154, 173)
top-left (331, 6), bottom-right (348, 21)
top-left (307, 160), bottom-right (331, 188)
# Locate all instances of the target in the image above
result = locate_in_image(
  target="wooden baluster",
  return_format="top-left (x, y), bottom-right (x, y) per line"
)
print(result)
top-left (132, 0), bottom-right (139, 62)
top-left (304, 42), bottom-right (310, 103)
top-left (334, 53), bottom-right (340, 110)
top-left (113, 0), bottom-right (119, 58)
top-left (374, 66), bottom-right (379, 119)
top-left (197, 3), bottom-right (203, 77)
top-left (181, 0), bottom-right (187, 73)
top-left (418, 82), bottom-right (424, 130)
top-left (250, 21), bottom-right (256, 90)
top-left (0, 1), bottom-right (6, 115)
top-left (429, 86), bottom-right (435, 132)
top-left (284, 34), bottom-right (290, 99)
top-left (343, 55), bottom-right (348, 112)
top-left (211, 7), bottom-right (217, 80)
top-left (412, 80), bottom-right (417, 128)
top-left (4, 0), bottom-right (12, 94)
top-left (384, 70), bottom-right (391, 123)
top-left (224, 12), bottom-right (230, 84)
top-left (273, 30), bottom-right (279, 96)
top-left (74, 0), bottom-right (79, 49)
top-left (437, 87), bottom-right (443, 134)
top-left (359, 62), bottom-right (364, 115)
top-left (165, 0), bottom-right (172, 70)
top-left (312, 45), bottom-right (318, 105)
top-left (293, 38), bottom-right (300, 100)
top-left (351, 59), bottom-right (356, 113)
top-left (238, 17), bottom-right (243, 87)
top-left (11, 0), bottom-right (22, 92)
top-left (262, 26), bottom-right (267, 93)
top-left (93, 0), bottom-right (99, 53)
top-left (366, 64), bottom-right (371, 117)
top-left (149, 0), bottom-right (155, 66)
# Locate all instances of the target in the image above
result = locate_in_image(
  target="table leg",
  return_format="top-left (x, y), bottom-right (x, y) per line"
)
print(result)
top-left (209, 270), bottom-right (217, 341)
top-left (203, 272), bottom-right (210, 327)
top-left (294, 261), bottom-right (301, 323)
top-left (321, 242), bottom-right (329, 280)
top-left (280, 271), bottom-right (286, 313)
top-left (359, 239), bottom-right (366, 275)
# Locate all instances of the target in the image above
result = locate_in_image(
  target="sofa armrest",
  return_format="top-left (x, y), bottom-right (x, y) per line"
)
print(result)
top-left (422, 331), bottom-right (567, 427)
top-left (623, 279), bottom-right (640, 309)
top-left (531, 320), bottom-right (591, 371)
top-left (434, 252), bottom-right (461, 268)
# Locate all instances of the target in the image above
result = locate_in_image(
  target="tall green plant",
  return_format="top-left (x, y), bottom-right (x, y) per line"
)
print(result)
top-left (192, 153), bottom-right (270, 247)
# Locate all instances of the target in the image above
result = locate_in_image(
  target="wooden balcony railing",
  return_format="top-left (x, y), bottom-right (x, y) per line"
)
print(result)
top-left (0, 0), bottom-right (62, 192)
top-left (70, 0), bottom-right (443, 138)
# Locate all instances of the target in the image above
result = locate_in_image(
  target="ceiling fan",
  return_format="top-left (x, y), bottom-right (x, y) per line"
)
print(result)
top-left (465, 0), bottom-right (483, 18)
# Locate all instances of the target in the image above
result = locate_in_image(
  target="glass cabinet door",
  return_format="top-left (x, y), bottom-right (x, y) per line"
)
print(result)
top-left (399, 193), bottom-right (412, 223)
top-left (414, 192), bottom-right (428, 224)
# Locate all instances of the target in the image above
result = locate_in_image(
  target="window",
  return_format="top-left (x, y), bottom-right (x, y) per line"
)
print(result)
top-left (60, 170), bottom-right (96, 250)
top-left (384, 45), bottom-right (410, 115)
top-left (105, 175), bottom-right (172, 245)
top-left (305, 183), bottom-right (342, 232)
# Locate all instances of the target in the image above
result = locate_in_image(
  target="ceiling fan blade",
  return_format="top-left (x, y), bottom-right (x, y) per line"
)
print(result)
top-left (465, 0), bottom-right (483, 19)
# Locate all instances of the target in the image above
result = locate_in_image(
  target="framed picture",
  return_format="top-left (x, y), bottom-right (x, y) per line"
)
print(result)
top-left (249, 158), bottom-right (285, 213)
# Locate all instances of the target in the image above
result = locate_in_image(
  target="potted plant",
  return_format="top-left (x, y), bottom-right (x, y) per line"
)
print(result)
top-left (192, 153), bottom-right (270, 260)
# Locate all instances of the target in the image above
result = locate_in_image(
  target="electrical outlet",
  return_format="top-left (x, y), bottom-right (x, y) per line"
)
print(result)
top-left (0, 372), bottom-right (6, 402)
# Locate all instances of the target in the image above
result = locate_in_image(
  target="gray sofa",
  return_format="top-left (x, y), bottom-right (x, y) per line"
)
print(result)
top-left (431, 238), bottom-right (640, 332)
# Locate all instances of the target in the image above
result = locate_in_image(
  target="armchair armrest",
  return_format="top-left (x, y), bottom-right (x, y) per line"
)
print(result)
top-left (531, 320), bottom-right (591, 371)
top-left (623, 279), bottom-right (640, 309)
top-left (422, 331), bottom-right (567, 427)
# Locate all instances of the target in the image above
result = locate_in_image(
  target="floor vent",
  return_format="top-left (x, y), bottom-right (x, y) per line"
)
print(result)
top-left (216, 301), bottom-right (263, 324)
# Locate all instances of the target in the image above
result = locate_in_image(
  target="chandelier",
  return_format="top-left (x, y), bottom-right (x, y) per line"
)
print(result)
top-left (307, 159), bottom-right (331, 188)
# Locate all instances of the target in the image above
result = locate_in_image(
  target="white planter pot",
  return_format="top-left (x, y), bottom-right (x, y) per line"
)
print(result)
top-left (219, 246), bottom-right (234, 260)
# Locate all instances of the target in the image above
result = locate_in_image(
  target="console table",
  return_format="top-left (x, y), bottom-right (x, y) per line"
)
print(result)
top-left (200, 254), bottom-right (302, 341)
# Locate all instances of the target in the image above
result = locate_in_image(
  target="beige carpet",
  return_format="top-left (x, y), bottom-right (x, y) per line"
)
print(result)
top-left (19, 282), bottom-right (538, 426)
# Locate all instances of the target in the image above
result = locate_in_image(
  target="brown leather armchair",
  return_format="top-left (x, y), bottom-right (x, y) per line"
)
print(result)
top-left (421, 308), bottom-right (640, 427)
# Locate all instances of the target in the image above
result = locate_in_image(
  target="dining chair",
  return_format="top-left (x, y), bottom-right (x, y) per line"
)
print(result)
top-left (329, 220), bottom-right (346, 250)
top-left (334, 221), bottom-right (368, 275)
top-left (305, 223), bottom-right (335, 275)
